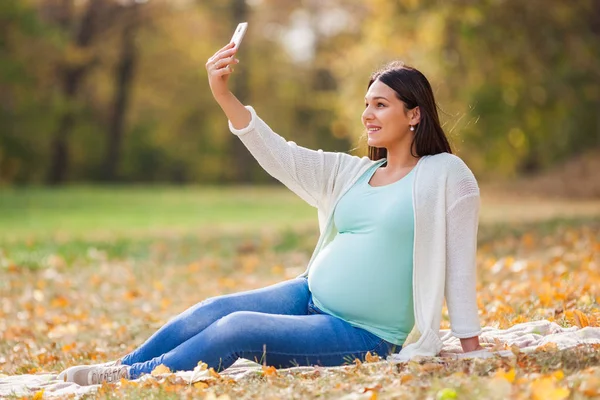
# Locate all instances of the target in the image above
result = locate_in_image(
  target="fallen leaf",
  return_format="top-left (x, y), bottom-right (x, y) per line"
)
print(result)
top-left (495, 368), bottom-right (516, 383)
top-left (531, 377), bottom-right (570, 400)
top-left (436, 388), bottom-right (458, 400)
top-left (420, 363), bottom-right (444, 373)
top-left (365, 351), bottom-right (381, 363)
top-left (535, 342), bottom-right (558, 353)
top-left (363, 384), bottom-right (382, 393)
top-left (151, 364), bottom-right (172, 376)
top-left (565, 309), bottom-right (590, 328)
top-left (262, 365), bottom-right (277, 377)
top-left (551, 370), bottom-right (564, 381)
top-left (579, 376), bottom-right (600, 397)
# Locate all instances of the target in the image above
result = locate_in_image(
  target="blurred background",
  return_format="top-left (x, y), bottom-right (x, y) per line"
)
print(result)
top-left (1, 0), bottom-right (599, 238)
top-left (1, 2), bottom-right (599, 378)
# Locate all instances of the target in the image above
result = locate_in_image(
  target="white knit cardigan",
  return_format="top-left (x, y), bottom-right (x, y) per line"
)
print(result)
top-left (228, 106), bottom-right (482, 360)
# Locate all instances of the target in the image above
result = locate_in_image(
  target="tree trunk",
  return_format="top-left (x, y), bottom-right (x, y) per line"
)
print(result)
top-left (102, 8), bottom-right (138, 181)
top-left (47, 0), bottom-right (102, 185)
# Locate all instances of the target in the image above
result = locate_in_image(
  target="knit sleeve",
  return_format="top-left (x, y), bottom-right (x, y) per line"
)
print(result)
top-left (444, 169), bottom-right (483, 339)
top-left (229, 105), bottom-right (353, 208)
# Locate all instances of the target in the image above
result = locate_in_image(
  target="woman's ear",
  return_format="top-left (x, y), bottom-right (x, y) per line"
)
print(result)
top-left (410, 107), bottom-right (421, 125)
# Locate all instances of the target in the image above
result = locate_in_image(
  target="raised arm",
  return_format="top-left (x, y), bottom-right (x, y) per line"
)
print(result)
top-left (205, 43), bottom-right (364, 209)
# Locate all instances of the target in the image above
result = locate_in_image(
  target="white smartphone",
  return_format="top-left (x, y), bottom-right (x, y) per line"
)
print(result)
top-left (230, 22), bottom-right (248, 50)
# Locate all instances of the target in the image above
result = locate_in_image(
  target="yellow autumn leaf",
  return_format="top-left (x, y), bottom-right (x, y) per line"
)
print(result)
top-left (531, 377), bottom-right (570, 400)
top-left (262, 365), bottom-right (278, 376)
top-left (193, 381), bottom-right (209, 389)
top-left (535, 342), bottom-right (558, 353)
top-left (33, 389), bottom-right (44, 400)
top-left (565, 309), bottom-right (590, 328)
top-left (151, 364), bottom-right (172, 376)
top-left (50, 295), bottom-right (69, 308)
top-left (365, 351), bottom-right (381, 363)
top-left (551, 370), bottom-right (564, 380)
top-left (194, 361), bottom-right (208, 371)
top-left (363, 384), bottom-right (382, 394)
top-left (495, 368), bottom-right (516, 383)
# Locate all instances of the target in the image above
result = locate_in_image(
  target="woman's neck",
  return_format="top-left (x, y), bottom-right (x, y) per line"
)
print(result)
top-left (383, 147), bottom-right (420, 171)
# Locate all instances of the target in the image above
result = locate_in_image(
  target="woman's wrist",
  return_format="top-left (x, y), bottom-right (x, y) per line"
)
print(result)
top-left (214, 92), bottom-right (252, 130)
top-left (213, 90), bottom-right (235, 104)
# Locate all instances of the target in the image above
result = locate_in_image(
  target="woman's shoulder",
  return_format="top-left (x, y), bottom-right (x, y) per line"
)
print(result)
top-left (426, 153), bottom-right (475, 175)
top-left (425, 152), bottom-right (467, 166)
top-left (425, 153), bottom-right (479, 194)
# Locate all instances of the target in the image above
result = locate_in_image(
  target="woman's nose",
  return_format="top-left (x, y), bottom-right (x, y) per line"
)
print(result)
top-left (362, 108), bottom-right (372, 122)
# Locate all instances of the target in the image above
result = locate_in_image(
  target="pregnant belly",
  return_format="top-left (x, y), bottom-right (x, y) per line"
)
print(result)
top-left (307, 233), bottom-right (411, 327)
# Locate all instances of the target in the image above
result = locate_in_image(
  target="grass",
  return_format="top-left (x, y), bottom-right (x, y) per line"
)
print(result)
top-left (0, 185), bottom-right (599, 399)
top-left (0, 185), bottom-right (316, 241)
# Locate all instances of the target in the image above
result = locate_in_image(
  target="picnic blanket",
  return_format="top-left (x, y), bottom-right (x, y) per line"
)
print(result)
top-left (2, 320), bottom-right (599, 398)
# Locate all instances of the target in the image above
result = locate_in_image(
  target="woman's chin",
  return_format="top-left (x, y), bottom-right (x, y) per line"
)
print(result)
top-left (367, 138), bottom-right (382, 148)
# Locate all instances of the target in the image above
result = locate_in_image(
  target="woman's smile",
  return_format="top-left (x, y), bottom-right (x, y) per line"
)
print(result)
top-left (367, 124), bottom-right (382, 134)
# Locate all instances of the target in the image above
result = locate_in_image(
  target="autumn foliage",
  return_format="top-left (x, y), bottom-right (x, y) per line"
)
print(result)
top-left (0, 216), bottom-right (599, 398)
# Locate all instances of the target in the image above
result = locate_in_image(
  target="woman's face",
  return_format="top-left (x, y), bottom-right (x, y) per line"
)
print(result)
top-left (362, 79), bottom-right (416, 150)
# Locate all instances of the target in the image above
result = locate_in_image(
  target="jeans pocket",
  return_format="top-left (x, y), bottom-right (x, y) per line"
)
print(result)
top-left (307, 295), bottom-right (327, 315)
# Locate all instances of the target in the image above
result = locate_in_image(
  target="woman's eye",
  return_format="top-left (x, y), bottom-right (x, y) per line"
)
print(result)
top-left (377, 103), bottom-right (385, 107)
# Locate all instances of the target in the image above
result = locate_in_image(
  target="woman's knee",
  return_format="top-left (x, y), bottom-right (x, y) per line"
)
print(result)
top-left (207, 311), bottom-right (268, 348)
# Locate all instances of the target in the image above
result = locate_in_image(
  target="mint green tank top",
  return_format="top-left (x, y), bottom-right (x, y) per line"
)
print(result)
top-left (307, 161), bottom-right (415, 345)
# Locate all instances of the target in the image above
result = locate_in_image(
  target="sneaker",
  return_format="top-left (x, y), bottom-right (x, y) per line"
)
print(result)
top-left (58, 364), bottom-right (130, 386)
top-left (98, 359), bottom-right (122, 367)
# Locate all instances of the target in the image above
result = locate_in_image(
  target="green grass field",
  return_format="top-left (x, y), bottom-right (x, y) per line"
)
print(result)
top-left (0, 185), bottom-right (317, 241)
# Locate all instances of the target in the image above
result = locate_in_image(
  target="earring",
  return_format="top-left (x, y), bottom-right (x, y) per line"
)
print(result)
top-left (410, 125), bottom-right (415, 131)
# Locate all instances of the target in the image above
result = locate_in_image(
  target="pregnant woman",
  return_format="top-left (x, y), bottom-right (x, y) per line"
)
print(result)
top-left (59, 42), bottom-right (483, 385)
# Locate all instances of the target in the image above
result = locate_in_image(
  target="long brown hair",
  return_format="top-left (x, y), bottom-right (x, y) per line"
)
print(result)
top-left (367, 61), bottom-right (452, 160)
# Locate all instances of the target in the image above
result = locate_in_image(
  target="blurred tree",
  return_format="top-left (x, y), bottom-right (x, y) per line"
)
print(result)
top-left (441, 0), bottom-right (600, 177)
top-left (102, 2), bottom-right (140, 181)
top-left (0, 0), bottom-right (598, 185)
top-left (46, 0), bottom-right (103, 184)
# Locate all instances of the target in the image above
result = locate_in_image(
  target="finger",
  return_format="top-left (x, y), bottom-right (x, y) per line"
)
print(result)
top-left (211, 65), bottom-right (233, 77)
top-left (215, 42), bottom-right (235, 55)
top-left (217, 42), bottom-right (235, 53)
top-left (208, 43), bottom-right (237, 62)
top-left (212, 56), bottom-right (238, 70)
top-left (211, 48), bottom-right (237, 63)
top-left (210, 63), bottom-right (231, 74)
top-left (209, 46), bottom-right (237, 62)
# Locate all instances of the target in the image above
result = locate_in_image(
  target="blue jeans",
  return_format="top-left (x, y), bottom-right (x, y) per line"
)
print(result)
top-left (121, 278), bottom-right (398, 378)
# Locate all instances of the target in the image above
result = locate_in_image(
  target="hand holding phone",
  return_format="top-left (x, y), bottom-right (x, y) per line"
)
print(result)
top-left (206, 23), bottom-right (247, 100)
top-left (230, 22), bottom-right (248, 50)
